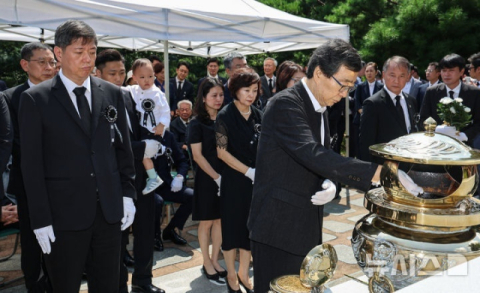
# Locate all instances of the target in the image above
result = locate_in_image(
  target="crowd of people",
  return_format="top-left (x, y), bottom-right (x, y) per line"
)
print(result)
top-left (1, 18), bottom-right (480, 293)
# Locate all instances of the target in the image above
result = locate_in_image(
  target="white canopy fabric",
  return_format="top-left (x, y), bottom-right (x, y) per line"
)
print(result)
top-left (0, 0), bottom-right (349, 57)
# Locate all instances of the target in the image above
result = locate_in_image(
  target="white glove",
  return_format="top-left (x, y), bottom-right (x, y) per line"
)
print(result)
top-left (311, 179), bottom-right (336, 206)
top-left (34, 225), bottom-right (56, 254)
top-left (245, 168), bottom-right (255, 183)
top-left (121, 197), bottom-right (136, 231)
top-left (398, 169), bottom-right (424, 196)
top-left (214, 175), bottom-right (221, 197)
top-left (435, 125), bottom-right (468, 141)
top-left (171, 175), bottom-right (184, 192)
top-left (144, 139), bottom-right (161, 159)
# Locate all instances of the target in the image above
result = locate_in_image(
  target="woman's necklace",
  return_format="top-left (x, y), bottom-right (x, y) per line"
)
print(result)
top-left (239, 107), bottom-right (251, 115)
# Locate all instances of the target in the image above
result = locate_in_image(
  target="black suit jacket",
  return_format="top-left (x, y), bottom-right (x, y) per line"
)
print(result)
top-left (248, 81), bottom-right (377, 256)
top-left (2, 82), bottom-right (29, 196)
top-left (359, 88), bottom-right (418, 163)
top-left (419, 82), bottom-right (480, 145)
top-left (353, 80), bottom-right (383, 125)
top-left (19, 75), bottom-right (136, 231)
top-left (258, 75), bottom-right (276, 110)
top-left (122, 90), bottom-right (147, 195)
top-left (169, 78), bottom-right (195, 111)
top-left (0, 93), bottom-right (13, 211)
top-left (153, 130), bottom-right (189, 190)
top-left (170, 116), bottom-right (188, 149)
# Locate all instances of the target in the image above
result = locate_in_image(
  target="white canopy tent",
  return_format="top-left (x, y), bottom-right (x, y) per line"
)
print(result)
top-left (0, 0), bottom-right (353, 155)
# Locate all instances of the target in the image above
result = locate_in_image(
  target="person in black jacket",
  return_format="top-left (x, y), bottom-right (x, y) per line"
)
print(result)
top-left (0, 94), bottom-right (14, 224)
top-left (153, 130), bottom-right (193, 247)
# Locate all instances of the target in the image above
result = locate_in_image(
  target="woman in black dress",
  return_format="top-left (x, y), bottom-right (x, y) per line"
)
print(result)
top-left (188, 77), bottom-right (226, 285)
top-left (216, 68), bottom-right (262, 293)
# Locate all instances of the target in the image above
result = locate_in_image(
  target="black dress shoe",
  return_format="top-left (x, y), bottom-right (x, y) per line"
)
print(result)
top-left (162, 228), bottom-right (187, 245)
top-left (131, 284), bottom-right (165, 293)
top-left (215, 266), bottom-right (228, 278)
top-left (154, 237), bottom-right (164, 252)
top-left (123, 251), bottom-right (135, 267)
top-left (202, 266), bottom-right (225, 285)
top-left (226, 278), bottom-right (242, 293)
top-left (238, 274), bottom-right (254, 293)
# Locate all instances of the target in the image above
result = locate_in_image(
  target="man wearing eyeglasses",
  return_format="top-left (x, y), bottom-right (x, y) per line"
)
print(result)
top-left (359, 56), bottom-right (419, 164)
top-left (414, 62), bottom-right (441, 111)
top-left (1, 42), bottom-right (56, 292)
top-left (248, 40), bottom-right (423, 292)
top-left (468, 53), bottom-right (480, 88)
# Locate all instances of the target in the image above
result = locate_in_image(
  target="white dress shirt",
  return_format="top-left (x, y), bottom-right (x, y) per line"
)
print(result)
top-left (58, 69), bottom-right (92, 116)
top-left (301, 78), bottom-right (326, 145)
top-left (445, 82), bottom-right (461, 98)
top-left (384, 86), bottom-right (412, 133)
top-left (368, 81), bottom-right (376, 96)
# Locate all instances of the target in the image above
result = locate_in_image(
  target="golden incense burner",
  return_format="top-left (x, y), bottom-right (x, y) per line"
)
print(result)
top-left (352, 118), bottom-right (480, 291)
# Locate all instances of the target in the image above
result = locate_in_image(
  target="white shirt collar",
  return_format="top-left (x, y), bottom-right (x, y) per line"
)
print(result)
top-left (301, 78), bottom-right (326, 113)
top-left (175, 77), bottom-right (185, 85)
top-left (368, 80), bottom-right (376, 86)
top-left (428, 80), bottom-right (439, 87)
top-left (27, 79), bottom-right (36, 88)
top-left (446, 82), bottom-right (461, 97)
top-left (59, 69), bottom-right (91, 94)
top-left (207, 72), bottom-right (218, 79)
top-left (384, 86), bottom-right (405, 101)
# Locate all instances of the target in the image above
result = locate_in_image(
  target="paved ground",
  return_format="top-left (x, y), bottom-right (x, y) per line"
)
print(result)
top-left (0, 187), bottom-right (370, 292)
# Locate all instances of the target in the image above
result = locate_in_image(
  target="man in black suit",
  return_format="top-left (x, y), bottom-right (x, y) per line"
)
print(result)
top-left (404, 64), bottom-right (423, 98)
top-left (0, 94), bottom-right (14, 224)
top-left (415, 62), bottom-right (441, 111)
top-left (153, 130), bottom-right (193, 247)
top-left (0, 79), bottom-right (7, 91)
top-left (197, 57), bottom-right (227, 90)
top-left (419, 53), bottom-right (480, 145)
top-left (169, 61), bottom-right (194, 113)
top-left (248, 40), bottom-right (423, 292)
top-left (95, 49), bottom-right (165, 293)
top-left (2, 42), bottom-right (56, 292)
top-left (359, 56), bottom-right (419, 164)
top-left (222, 52), bottom-right (247, 105)
top-left (468, 53), bottom-right (480, 88)
top-left (18, 20), bottom-right (136, 293)
top-left (259, 57), bottom-right (277, 109)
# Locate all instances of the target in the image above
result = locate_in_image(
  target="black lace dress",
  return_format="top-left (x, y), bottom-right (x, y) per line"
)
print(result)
top-left (215, 103), bottom-right (262, 251)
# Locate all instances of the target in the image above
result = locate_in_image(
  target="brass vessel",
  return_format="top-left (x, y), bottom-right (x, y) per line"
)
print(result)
top-left (352, 118), bottom-right (480, 291)
top-left (269, 244), bottom-right (338, 293)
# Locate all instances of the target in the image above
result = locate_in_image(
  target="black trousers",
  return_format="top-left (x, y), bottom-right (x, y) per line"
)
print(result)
top-left (15, 188), bottom-right (51, 292)
top-left (154, 185), bottom-right (193, 235)
top-left (119, 191), bottom-right (156, 291)
top-left (44, 202), bottom-right (121, 293)
top-left (251, 240), bottom-right (304, 293)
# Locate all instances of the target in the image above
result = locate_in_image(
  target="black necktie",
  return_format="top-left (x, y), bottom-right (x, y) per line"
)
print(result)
top-left (395, 96), bottom-right (407, 133)
top-left (449, 90), bottom-right (455, 99)
top-left (177, 81), bottom-right (182, 97)
top-left (73, 87), bottom-right (91, 134)
top-left (268, 78), bottom-right (273, 92)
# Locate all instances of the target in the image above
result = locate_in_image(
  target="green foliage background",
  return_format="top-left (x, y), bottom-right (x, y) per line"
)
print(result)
top-left (2, 0), bottom-right (480, 89)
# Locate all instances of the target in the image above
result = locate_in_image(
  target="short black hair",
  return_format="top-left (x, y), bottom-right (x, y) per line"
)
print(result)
top-left (177, 61), bottom-right (190, 70)
top-left (428, 62), bottom-right (440, 71)
top-left (439, 54), bottom-right (465, 70)
top-left (206, 57), bottom-right (220, 66)
top-left (20, 42), bottom-right (53, 60)
top-left (468, 53), bottom-right (480, 69)
top-left (55, 20), bottom-right (97, 49)
top-left (95, 49), bottom-right (125, 71)
top-left (148, 55), bottom-right (161, 64)
top-left (306, 39), bottom-right (362, 78)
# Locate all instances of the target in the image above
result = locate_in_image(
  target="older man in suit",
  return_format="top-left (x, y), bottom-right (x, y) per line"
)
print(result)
top-left (2, 42), bottom-right (56, 292)
top-left (359, 56), bottom-right (419, 164)
top-left (419, 53), bottom-right (480, 145)
top-left (259, 57), bottom-right (277, 109)
top-left (18, 20), bottom-right (136, 293)
top-left (169, 61), bottom-right (195, 113)
top-left (248, 40), bottom-right (423, 292)
top-left (222, 52), bottom-right (247, 105)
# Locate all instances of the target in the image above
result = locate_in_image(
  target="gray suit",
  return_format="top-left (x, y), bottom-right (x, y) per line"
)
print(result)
top-left (248, 81), bottom-right (378, 292)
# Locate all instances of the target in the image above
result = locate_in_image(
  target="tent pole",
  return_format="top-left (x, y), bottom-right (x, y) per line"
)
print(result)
top-left (163, 40), bottom-right (170, 108)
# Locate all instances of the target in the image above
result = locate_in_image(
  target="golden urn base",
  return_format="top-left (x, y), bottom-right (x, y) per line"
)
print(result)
top-left (352, 213), bottom-right (480, 290)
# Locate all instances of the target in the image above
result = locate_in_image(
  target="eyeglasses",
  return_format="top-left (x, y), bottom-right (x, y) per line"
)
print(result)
top-left (28, 59), bottom-right (57, 67)
top-left (331, 75), bottom-right (356, 93)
